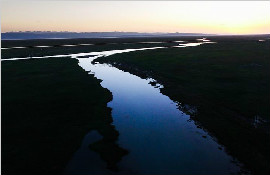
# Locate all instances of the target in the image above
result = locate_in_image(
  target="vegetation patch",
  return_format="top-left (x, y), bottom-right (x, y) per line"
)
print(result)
top-left (1, 58), bottom-right (127, 174)
top-left (96, 37), bottom-right (270, 174)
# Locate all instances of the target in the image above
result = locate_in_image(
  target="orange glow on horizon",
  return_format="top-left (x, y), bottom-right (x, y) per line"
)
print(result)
top-left (1, 1), bottom-right (270, 35)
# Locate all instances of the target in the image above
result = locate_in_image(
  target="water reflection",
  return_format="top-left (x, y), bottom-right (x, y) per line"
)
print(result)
top-left (174, 42), bottom-right (203, 47)
top-left (139, 42), bottom-right (165, 44)
top-left (35, 45), bottom-right (52, 48)
top-left (197, 38), bottom-right (210, 42)
top-left (1, 47), bottom-right (165, 61)
top-left (73, 47), bottom-right (240, 174)
top-left (64, 131), bottom-right (108, 174)
top-left (3, 43), bottom-right (242, 174)
top-left (174, 38), bottom-right (216, 48)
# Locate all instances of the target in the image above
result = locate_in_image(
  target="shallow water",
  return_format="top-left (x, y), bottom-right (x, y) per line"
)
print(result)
top-left (64, 131), bottom-right (109, 175)
top-left (10, 46), bottom-right (28, 49)
top-left (1, 47), bottom-right (165, 61)
top-left (35, 45), bottom-right (52, 48)
top-left (174, 42), bottom-right (203, 47)
top-left (139, 42), bottom-right (165, 44)
top-left (1, 44), bottom-right (91, 50)
top-left (173, 39), bottom-right (216, 48)
top-left (0, 41), bottom-right (163, 50)
top-left (197, 38), bottom-right (210, 42)
top-left (173, 40), bottom-right (184, 43)
top-left (67, 48), bottom-right (241, 174)
top-left (79, 44), bottom-right (94, 46)
top-left (2, 41), bottom-right (242, 174)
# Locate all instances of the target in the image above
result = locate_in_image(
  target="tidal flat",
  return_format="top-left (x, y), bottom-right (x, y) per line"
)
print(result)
top-left (1, 35), bottom-right (270, 175)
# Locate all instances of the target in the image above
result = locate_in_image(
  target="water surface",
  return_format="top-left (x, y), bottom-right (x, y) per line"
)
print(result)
top-left (67, 45), bottom-right (241, 174)
top-left (2, 41), bottom-right (243, 174)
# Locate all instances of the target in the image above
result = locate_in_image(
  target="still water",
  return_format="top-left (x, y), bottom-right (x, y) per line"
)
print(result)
top-left (2, 40), bottom-right (242, 174)
top-left (66, 46), bottom-right (241, 174)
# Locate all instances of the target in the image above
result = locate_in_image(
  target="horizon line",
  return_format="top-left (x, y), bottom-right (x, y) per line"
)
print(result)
top-left (2, 31), bottom-right (270, 36)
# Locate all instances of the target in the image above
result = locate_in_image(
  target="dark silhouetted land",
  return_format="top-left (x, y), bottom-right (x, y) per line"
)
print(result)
top-left (1, 35), bottom-right (270, 174)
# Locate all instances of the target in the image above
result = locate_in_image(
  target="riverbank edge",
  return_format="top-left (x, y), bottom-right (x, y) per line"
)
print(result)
top-left (1, 57), bottom-right (127, 174)
top-left (94, 56), bottom-right (269, 175)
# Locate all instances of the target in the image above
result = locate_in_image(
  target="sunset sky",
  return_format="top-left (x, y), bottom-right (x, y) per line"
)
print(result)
top-left (1, 1), bottom-right (270, 35)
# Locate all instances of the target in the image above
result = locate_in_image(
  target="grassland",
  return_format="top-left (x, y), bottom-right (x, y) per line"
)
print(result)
top-left (1, 37), bottom-right (176, 59)
top-left (2, 35), bottom-right (267, 59)
top-left (95, 36), bottom-right (270, 174)
top-left (1, 58), bottom-right (127, 174)
top-left (1, 35), bottom-right (269, 174)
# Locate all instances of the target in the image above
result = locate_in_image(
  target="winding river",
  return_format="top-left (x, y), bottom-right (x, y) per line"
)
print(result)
top-left (2, 40), bottom-right (243, 174)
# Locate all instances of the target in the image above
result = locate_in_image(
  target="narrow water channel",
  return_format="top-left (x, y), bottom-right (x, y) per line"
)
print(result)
top-left (2, 41), bottom-right (243, 174)
top-left (66, 47), bottom-right (241, 174)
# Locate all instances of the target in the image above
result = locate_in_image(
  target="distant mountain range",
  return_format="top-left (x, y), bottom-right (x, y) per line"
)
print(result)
top-left (1, 32), bottom-right (215, 40)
